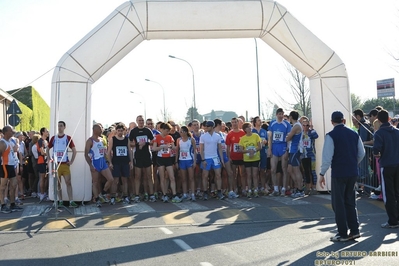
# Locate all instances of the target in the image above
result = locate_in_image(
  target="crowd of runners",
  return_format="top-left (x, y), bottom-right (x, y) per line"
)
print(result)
top-left (1, 108), bottom-right (321, 212)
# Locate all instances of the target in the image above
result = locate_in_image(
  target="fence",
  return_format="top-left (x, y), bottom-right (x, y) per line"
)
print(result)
top-left (357, 145), bottom-right (380, 192)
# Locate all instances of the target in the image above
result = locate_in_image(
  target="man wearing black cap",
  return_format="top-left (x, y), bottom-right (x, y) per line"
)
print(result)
top-left (373, 109), bottom-right (399, 229)
top-left (319, 111), bottom-right (365, 242)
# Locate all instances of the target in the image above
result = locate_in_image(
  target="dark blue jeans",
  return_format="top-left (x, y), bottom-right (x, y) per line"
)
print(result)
top-left (331, 176), bottom-right (359, 237)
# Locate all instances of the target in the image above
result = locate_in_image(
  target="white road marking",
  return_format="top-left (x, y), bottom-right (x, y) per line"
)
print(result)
top-left (160, 227), bottom-right (173, 234)
top-left (173, 239), bottom-right (193, 251)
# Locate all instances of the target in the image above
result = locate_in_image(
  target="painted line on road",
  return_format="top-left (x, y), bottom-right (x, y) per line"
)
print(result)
top-left (174, 201), bottom-right (209, 211)
top-left (74, 205), bottom-right (101, 215)
top-left (160, 227), bottom-right (173, 234)
top-left (103, 215), bottom-right (133, 228)
top-left (270, 206), bottom-right (303, 219)
top-left (218, 209), bottom-right (250, 222)
top-left (173, 239), bottom-right (193, 251)
top-left (200, 263), bottom-right (214, 266)
top-left (45, 217), bottom-right (76, 229)
top-left (267, 196), bottom-right (310, 205)
top-left (224, 198), bottom-right (261, 208)
top-left (21, 205), bottom-right (49, 218)
top-left (124, 203), bottom-right (156, 214)
top-left (368, 199), bottom-right (385, 210)
top-left (0, 218), bottom-right (19, 231)
top-left (162, 210), bottom-right (195, 224)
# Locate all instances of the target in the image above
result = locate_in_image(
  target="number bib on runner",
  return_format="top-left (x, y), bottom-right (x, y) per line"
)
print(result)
top-left (273, 131), bottom-right (284, 142)
top-left (180, 150), bottom-right (188, 159)
top-left (212, 157), bottom-right (220, 166)
top-left (302, 139), bottom-right (311, 148)
top-left (233, 143), bottom-right (240, 153)
top-left (116, 146), bottom-right (128, 156)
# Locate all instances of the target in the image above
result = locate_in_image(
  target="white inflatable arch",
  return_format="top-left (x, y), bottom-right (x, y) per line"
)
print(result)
top-left (50, 0), bottom-right (350, 200)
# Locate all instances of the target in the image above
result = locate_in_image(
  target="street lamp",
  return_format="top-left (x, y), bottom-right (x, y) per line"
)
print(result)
top-left (254, 38), bottom-right (260, 117)
top-left (144, 79), bottom-right (166, 122)
top-left (168, 55), bottom-right (196, 121)
top-left (130, 91), bottom-right (147, 119)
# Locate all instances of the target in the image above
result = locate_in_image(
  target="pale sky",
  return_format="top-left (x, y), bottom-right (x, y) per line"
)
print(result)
top-left (1, 0), bottom-right (398, 127)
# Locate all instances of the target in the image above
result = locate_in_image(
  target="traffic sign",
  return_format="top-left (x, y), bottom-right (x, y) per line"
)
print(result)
top-left (8, 114), bottom-right (20, 127)
top-left (6, 100), bottom-right (22, 115)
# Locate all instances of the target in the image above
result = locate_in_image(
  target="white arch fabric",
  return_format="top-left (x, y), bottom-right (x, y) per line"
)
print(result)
top-left (50, 0), bottom-right (349, 200)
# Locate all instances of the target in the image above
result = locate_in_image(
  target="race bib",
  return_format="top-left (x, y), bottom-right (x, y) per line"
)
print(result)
top-left (302, 139), bottom-right (311, 148)
top-left (273, 131), bottom-right (284, 142)
top-left (221, 143), bottom-right (227, 152)
top-left (136, 135), bottom-right (148, 143)
top-left (116, 146), bottom-right (128, 156)
top-left (212, 157), bottom-right (220, 166)
top-left (99, 147), bottom-right (106, 156)
top-left (56, 151), bottom-right (64, 158)
top-left (233, 143), bottom-right (240, 152)
top-left (180, 150), bottom-right (188, 159)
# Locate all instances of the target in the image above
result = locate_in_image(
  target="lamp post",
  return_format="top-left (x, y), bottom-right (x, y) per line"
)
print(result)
top-left (254, 38), bottom-right (260, 117)
top-left (130, 91), bottom-right (146, 119)
top-left (169, 55), bottom-right (196, 121)
top-left (145, 79), bottom-right (166, 122)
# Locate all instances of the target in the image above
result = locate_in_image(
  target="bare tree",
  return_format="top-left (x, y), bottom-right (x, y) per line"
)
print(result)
top-left (284, 62), bottom-right (311, 117)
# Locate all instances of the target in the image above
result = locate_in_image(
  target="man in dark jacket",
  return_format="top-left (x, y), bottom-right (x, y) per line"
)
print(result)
top-left (373, 109), bottom-right (399, 229)
top-left (319, 111), bottom-right (365, 242)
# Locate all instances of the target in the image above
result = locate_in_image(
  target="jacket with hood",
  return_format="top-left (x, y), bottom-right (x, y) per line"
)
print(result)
top-left (373, 122), bottom-right (399, 167)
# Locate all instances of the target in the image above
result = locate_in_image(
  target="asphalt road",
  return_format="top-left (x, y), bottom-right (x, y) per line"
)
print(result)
top-left (0, 193), bottom-right (398, 266)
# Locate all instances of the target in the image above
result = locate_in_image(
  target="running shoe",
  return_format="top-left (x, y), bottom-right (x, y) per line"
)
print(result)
top-left (330, 234), bottom-right (349, 242)
top-left (280, 188), bottom-right (286, 197)
top-left (69, 201), bottom-right (78, 208)
top-left (247, 191), bottom-right (252, 198)
top-left (132, 196), bottom-right (140, 203)
top-left (171, 196), bottom-right (182, 203)
top-left (110, 197), bottom-right (116, 205)
top-left (203, 192), bottom-right (208, 201)
top-left (31, 192), bottom-right (37, 198)
top-left (162, 195), bottom-right (169, 203)
top-left (58, 201), bottom-right (64, 207)
top-left (144, 193), bottom-right (149, 201)
top-left (149, 195), bottom-right (156, 202)
top-left (217, 191), bottom-right (225, 200)
top-left (115, 197), bottom-right (122, 203)
top-left (381, 222), bottom-right (399, 229)
top-left (269, 190), bottom-right (280, 197)
top-left (181, 194), bottom-right (188, 201)
top-left (96, 201), bottom-right (102, 208)
top-left (4, 197), bottom-right (10, 204)
top-left (253, 190), bottom-right (259, 198)
top-left (123, 197), bottom-right (130, 204)
top-left (228, 191), bottom-right (239, 199)
top-left (15, 197), bottom-right (23, 205)
top-left (1, 205), bottom-right (12, 214)
top-left (191, 194), bottom-right (196, 202)
top-left (98, 194), bottom-right (109, 203)
top-left (10, 205), bottom-right (23, 212)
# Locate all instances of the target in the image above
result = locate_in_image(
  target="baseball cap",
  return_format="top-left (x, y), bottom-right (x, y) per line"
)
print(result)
top-left (15, 131), bottom-right (23, 137)
top-left (331, 111), bottom-right (344, 123)
top-left (205, 120), bottom-right (215, 128)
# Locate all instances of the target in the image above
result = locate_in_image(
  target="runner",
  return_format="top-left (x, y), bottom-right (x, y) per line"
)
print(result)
top-left (214, 118), bottom-right (238, 198)
top-left (252, 116), bottom-right (268, 195)
top-left (47, 121), bottom-right (78, 207)
top-left (84, 123), bottom-right (114, 207)
top-left (285, 111), bottom-right (304, 198)
top-left (200, 120), bottom-right (225, 200)
top-left (129, 115), bottom-right (154, 203)
top-left (268, 108), bottom-right (292, 196)
top-left (0, 126), bottom-right (23, 213)
top-left (153, 123), bottom-right (181, 203)
top-left (176, 126), bottom-right (197, 201)
top-left (239, 122), bottom-right (262, 198)
top-left (226, 117), bottom-right (246, 198)
top-left (107, 123), bottom-right (134, 204)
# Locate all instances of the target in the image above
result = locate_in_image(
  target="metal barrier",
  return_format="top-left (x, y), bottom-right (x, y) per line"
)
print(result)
top-left (357, 145), bottom-right (380, 191)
